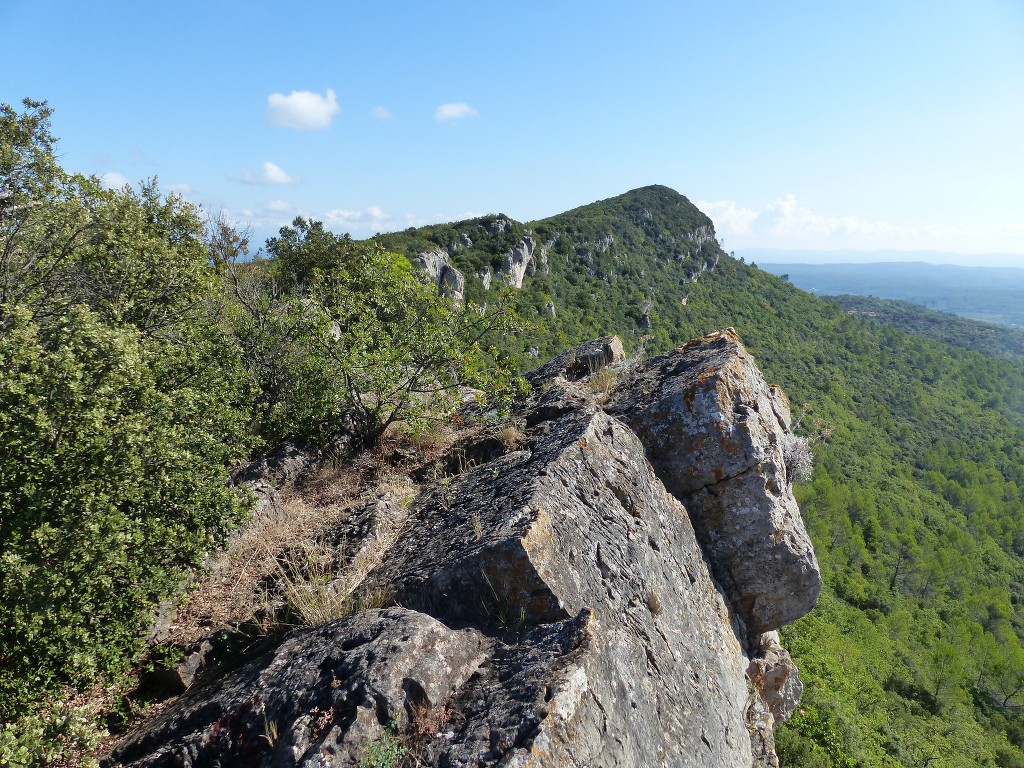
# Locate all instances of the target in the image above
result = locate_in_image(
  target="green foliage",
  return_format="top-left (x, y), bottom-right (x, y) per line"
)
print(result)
top-left (228, 217), bottom-right (523, 447)
top-left (0, 101), bottom-right (250, 726)
top-left (827, 294), bottom-right (1024, 361)
top-left (374, 185), bottom-right (722, 369)
top-left (0, 704), bottom-right (104, 768)
top-left (359, 719), bottom-right (406, 768)
top-left (0, 306), bottom-right (248, 714)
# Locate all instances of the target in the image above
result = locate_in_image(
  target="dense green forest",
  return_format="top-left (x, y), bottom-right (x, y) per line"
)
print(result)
top-left (5, 97), bottom-right (1024, 767)
top-left (825, 294), bottom-right (1024, 361)
top-left (378, 188), bottom-right (1024, 767)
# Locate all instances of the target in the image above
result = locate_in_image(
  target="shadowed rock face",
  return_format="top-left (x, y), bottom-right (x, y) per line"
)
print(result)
top-left (111, 331), bottom-right (819, 768)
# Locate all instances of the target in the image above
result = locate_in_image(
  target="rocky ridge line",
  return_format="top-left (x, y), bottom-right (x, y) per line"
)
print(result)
top-left (110, 330), bottom-right (820, 768)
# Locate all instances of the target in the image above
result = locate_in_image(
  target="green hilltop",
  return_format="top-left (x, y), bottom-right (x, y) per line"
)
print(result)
top-left (376, 186), bottom-right (1024, 767)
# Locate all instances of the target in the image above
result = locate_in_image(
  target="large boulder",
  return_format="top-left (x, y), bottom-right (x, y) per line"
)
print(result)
top-left (606, 328), bottom-right (820, 634)
top-left (111, 609), bottom-right (489, 767)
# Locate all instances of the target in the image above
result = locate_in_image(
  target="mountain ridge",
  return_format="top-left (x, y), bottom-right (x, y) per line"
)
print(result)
top-left (372, 186), bottom-right (1024, 765)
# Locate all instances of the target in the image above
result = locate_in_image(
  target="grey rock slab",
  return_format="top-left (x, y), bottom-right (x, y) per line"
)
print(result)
top-left (110, 608), bottom-right (489, 768)
top-left (361, 381), bottom-right (753, 766)
top-left (525, 336), bottom-right (625, 388)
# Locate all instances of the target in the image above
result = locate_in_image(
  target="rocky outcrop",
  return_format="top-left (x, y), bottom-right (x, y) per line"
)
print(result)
top-left (486, 217), bottom-right (512, 235)
top-left (606, 329), bottom-right (820, 634)
top-left (112, 331), bottom-right (819, 768)
top-left (414, 248), bottom-right (466, 302)
top-left (477, 266), bottom-right (492, 291)
top-left (501, 237), bottom-right (536, 288)
top-left (523, 335), bottom-right (624, 387)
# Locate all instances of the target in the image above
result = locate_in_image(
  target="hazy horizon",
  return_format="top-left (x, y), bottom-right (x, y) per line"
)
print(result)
top-left (737, 248), bottom-right (1024, 269)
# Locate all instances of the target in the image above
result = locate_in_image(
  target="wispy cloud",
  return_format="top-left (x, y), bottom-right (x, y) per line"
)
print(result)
top-left (99, 171), bottom-right (130, 190)
top-left (372, 105), bottom-right (393, 121)
top-left (239, 161), bottom-right (300, 186)
top-left (324, 206), bottom-right (393, 233)
top-left (695, 200), bottom-right (759, 236)
top-left (266, 88), bottom-right (340, 130)
top-left (434, 102), bottom-right (478, 122)
top-left (165, 182), bottom-right (193, 195)
top-left (698, 194), bottom-right (1024, 253)
top-left (227, 200), bottom-right (301, 232)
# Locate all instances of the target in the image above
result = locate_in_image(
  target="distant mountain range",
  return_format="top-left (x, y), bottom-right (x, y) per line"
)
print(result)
top-left (741, 248), bottom-right (1024, 268)
top-left (758, 261), bottom-right (1024, 327)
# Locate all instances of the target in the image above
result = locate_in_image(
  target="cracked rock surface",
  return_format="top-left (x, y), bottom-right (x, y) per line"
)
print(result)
top-left (111, 331), bottom-right (820, 768)
top-left (607, 328), bottom-right (821, 634)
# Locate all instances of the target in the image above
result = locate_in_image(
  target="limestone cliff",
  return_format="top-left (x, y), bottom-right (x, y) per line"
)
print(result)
top-left (109, 331), bottom-right (820, 768)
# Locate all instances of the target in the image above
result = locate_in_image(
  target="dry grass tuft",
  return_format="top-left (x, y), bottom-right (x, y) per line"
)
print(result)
top-left (588, 366), bottom-right (619, 404)
top-left (497, 421), bottom-right (527, 451)
top-left (165, 458), bottom-right (417, 645)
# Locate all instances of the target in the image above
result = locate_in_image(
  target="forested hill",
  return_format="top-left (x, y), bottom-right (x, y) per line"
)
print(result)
top-left (826, 294), bottom-right (1024, 361)
top-left (377, 186), bottom-right (1024, 766)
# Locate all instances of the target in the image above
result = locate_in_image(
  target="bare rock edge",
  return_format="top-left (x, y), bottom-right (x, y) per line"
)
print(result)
top-left (110, 330), bottom-right (821, 768)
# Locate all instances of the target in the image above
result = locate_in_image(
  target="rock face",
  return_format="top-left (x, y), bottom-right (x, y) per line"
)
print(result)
top-left (112, 331), bottom-right (820, 768)
top-left (414, 248), bottom-right (466, 302)
top-left (524, 335), bottom-right (625, 387)
top-left (501, 237), bottom-right (536, 288)
top-left (606, 329), bottom-right (820, 634)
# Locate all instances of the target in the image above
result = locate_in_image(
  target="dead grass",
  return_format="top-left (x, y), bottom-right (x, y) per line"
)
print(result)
top-left (587, 366), bottom-right (619, 404)
top-left (163, 440), bottom-right (424, 647)
top-left (497, 421), bottom-right (526, 451)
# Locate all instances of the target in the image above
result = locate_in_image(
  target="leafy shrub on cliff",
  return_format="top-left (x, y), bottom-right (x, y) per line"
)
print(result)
top-left (0, 101), bottom-right (252, 724)
top-left (225, 216), bottom-right (523, 448)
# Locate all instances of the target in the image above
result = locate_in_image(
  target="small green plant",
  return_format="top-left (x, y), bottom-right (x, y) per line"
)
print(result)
top-left (0, 704), bottom-right (106, 768)
top-left (359, 719), bottom-right (406, 768)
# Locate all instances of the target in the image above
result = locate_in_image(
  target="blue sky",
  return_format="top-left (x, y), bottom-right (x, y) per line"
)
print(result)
top-left (3, 0), bottom-right (1023, 264)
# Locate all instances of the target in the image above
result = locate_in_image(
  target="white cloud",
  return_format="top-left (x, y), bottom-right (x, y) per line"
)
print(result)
top-left (761, 194), bottom-right (908, 242)
top-left (323, 206), bottom-right (393, 233)
top-left (372, 105), bottom-right (393, 121)
top-left (265, 88), bottom-right (340, 130)
top-left (696, 200), bottom-right (760, 236)
top-left (239, 161), bottom-right (300, 186)
top-left (165, 182), bottom-right (193, 195)
top-left (99, 171), bottom-right (130, 190)
top-left (434, 102), bottom-right (478, 122)
top-left (697, 194), bottom-right (1024, 254)
top-left (227, 200), bottom-right (301, 232)
top-left (266, 199), bottom-right (294, 213)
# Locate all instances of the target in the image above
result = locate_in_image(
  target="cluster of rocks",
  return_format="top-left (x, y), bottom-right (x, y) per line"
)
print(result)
top-left (412, 218), bottom-right (551, 302)
top-left (110, 330), bottom-right (820, 768)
